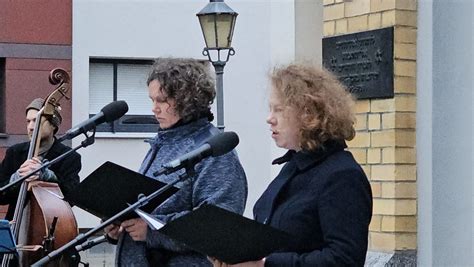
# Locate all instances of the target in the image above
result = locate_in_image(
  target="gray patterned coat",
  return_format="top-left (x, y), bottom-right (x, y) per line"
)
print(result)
top-left (115, 118), bottom-right (248, 266)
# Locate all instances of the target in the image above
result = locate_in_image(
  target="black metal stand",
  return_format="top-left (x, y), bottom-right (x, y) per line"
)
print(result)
top-left (31, 163), bottom-right (195, 266)
top-left (202, 46), bottom-right (235, 131)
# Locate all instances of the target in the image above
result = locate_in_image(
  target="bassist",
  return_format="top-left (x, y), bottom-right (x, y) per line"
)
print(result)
top-left (0, 98), bottom-right (81, 220)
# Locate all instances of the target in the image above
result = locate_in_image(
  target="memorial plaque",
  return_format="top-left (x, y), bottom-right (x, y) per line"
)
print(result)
top-left (323, 27), bottom-right (394, 99)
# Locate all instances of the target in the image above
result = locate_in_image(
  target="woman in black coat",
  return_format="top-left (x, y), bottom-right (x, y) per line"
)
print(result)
top-left (211, 64), bottom-right (372, 267)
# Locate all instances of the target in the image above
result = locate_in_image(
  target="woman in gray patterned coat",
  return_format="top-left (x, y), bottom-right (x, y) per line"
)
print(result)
top-left (105, 58), bottom-right (248, 267)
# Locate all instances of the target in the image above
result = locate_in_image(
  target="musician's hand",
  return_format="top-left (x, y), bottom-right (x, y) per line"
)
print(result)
top-left (18, 157), bottom-right (42, 180)
top-left (208, 257), bottom-right (265, 267)
top-left (231, 260), bottom-right (265, 267)
top-left (208, 257), bottom-right (229, 267)
top-left (121, 218), bottom-right (148, 241)
top-left (104, 223), bottom-right (122, 241)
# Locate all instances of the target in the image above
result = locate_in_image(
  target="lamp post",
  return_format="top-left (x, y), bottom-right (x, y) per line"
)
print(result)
top-left (197, 0), bottom-right (238, 130)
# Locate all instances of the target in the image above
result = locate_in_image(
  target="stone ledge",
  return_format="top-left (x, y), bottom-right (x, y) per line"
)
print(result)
top-left (365, 250), bottom-right (417, 266)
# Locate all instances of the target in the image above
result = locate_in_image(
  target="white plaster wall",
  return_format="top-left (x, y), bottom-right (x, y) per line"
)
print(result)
top-left (417, 0), bottom-right (433, 265)
top-left (418, 0), bottom-right (474, 265)
top-left (72, 0), bottom-right (321, 227)
top-left (295, 0), bottom-right (323, 65)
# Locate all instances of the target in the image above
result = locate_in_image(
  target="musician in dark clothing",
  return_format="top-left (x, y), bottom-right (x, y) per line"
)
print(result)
top-left (0, 98), bottom-right (81, 220)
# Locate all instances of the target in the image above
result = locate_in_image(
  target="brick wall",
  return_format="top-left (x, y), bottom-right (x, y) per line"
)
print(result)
top-left (323, 0), bottom-right (417, 252)
top-left (0, 148), bottom-right (6, 218)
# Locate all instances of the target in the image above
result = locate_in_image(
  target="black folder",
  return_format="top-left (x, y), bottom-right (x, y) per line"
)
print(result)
top-left (158, 204), bottom-right (291, 264)
top-left (69, 161), bottom-right (178, 222)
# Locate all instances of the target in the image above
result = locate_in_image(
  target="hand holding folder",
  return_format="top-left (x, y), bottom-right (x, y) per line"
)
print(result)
top-left (155, 204), bottom-right (291, 264)
top-left (69, 161), bottom-right (178, 222)
top-left (68, 162), bottom-right (290, 264)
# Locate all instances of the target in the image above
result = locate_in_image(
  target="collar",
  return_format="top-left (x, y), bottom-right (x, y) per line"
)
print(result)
top-left (19, 137), bottom-right (60, 157)
top-left (147, 118), bottom-right (210, 147)
top-left (272, 139), bottom-right (347, 171)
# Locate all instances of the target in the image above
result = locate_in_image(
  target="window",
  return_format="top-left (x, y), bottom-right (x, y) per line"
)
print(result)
top-left (89, 58), bottom-right (158, 133)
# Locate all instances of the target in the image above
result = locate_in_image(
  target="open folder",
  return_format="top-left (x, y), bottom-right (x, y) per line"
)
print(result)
top-left (69, 161), bottom-right (178, 222)
top-left (157, 204), bottom-right (291, 264)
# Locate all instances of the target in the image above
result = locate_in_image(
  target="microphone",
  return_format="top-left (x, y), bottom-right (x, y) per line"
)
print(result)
top-left (75, 235), bottom-right (108, 252)
top-left (153, 131), bottom-right (239, 176)
top-left (58, 101), bottom-right (128, 142)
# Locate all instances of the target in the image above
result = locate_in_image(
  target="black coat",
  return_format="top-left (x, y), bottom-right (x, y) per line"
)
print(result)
top-left (0, 140), bottom-right (81, 220)
top-left (254, 140), bottom-right (372, 267)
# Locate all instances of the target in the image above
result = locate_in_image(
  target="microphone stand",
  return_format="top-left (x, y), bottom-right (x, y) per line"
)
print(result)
top-left (75, 235), bottom-right (107, 253)
top-left (0, 132), bottom-right (96, 193)
top-left (32, 161), bottom-right (196, 266)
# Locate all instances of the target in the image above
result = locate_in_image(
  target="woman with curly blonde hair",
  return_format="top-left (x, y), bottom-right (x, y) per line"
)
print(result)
top-left (270, 64), bottom-right (356, 151)
top-left (211, 64), bottom-right (372, 267)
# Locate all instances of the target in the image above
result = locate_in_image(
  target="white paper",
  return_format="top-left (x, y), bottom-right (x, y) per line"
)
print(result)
top-left (135, 208), bottom-right (165, 230)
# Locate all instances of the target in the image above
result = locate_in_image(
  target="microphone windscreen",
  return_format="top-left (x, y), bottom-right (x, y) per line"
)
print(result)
top-left (101, 101), bottom-right (129, 122)
top-left (207, 131), bottom-right (239, 157)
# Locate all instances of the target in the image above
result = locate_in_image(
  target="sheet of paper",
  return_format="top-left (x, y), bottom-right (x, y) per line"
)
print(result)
top-left (135, 208), bottom-right (165, 230)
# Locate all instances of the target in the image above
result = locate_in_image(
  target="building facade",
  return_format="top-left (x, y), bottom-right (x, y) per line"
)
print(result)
top-left (0, 0), bottom-right (472, 266)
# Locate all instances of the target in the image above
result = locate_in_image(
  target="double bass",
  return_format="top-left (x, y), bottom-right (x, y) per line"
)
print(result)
top-left (2, 69), bottom-right (79, 267)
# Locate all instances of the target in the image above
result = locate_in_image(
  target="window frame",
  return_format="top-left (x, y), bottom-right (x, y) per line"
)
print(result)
top-left (89, 58), bottom-right (158, 133)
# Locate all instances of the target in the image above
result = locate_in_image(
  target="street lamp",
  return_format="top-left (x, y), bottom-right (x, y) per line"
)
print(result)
top-left (197, 0), bottom-right (238, 130)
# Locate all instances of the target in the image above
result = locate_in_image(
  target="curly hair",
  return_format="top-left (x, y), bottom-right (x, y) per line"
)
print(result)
top-left (270, 64), bottom-right (356, 151)
top-left (147, 58), bottom-right (216, 123)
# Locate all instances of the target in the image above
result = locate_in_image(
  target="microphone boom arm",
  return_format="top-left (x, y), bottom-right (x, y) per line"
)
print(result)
top-left (32, 165), bottom-right (194, 266)
top-left (0, 129), bottom-right (96, 193)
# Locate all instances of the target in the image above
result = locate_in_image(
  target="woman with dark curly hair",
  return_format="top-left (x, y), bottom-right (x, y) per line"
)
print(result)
top-left (210, 64), bottom-right (372, 267)
top-left (105, 58), bottom-right (248, 267)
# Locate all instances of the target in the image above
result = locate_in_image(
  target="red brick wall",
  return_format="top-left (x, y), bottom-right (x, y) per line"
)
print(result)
top-left (0, 0), bottom-right (71, 45)
top-left (5, 59), bottom-right (73, 135)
